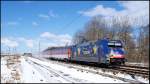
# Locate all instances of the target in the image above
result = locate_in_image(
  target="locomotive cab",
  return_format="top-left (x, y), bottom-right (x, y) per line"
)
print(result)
top-left (107, 40), bottom-right (125, 65)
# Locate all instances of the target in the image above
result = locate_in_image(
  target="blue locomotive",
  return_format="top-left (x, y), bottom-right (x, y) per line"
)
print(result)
top-left (43, 38), bottom-right (126, 65)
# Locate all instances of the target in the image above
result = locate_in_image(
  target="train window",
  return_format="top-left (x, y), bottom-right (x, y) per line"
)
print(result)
top-left (108, 42), bottom-right (114, 45)
top-left (108, 42), bottom-right (122, 47)
top-left (115, 43), bottom-right (122, 47)
top-left (108, 42), bottom-right (115, 47)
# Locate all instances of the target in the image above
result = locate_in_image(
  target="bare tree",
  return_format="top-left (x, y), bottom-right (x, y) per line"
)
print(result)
top-left (72, 30), bottom-right (86, 44)
top-left (109, 16), bottom-right (136, 62)
top-left (72, 15), bottom-right (149, 64)
top-left (83, 16), bottom-right (109, 41)
top-left (136, 24), bottom-right (149, 64)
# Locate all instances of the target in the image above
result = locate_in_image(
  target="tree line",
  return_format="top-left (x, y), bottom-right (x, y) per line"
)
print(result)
top-left (72, 15), bottom-right (149, 64)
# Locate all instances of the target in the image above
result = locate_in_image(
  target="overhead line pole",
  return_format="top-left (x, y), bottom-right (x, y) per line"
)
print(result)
top-left (39, 41), bottom-right (41, 57)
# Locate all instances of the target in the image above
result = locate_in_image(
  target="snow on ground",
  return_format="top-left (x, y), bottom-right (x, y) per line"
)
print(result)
top-left (1, 56), bottom-right (22, 83)
top-left (20, 57), bottom-right (47, 83)
top-left (1, 55), bottom-right (149, 83)
top-left (1, 57), bottom-right (12, 83)
top-left (27, 56), bottom-right (149, 83)
top-left (25, 56), bottom-right (126, 83)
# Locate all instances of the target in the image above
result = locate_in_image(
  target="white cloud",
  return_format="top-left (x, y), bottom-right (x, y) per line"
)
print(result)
top-left (40, 32), bottom-right (55, 38)
top-left (120, 1), bottom-right (148, 12)
top-left (49, 10), bottom-right (58, 18)
top-left (38, 10), bottom-right (58, 20)
top-left (1, 32), bottom-right (72, 54)
top-left (79, 1), bottom-right (149, 27)
top-left (32, 21), bottom-right (38, 26)
top-left (17, 37), bottom-right (26, 41)
top-left (38, 14), bottom-right (50, 19)
top-left (2, 37), bottom-right (34, 48)
top-left (17, 37), bottom-right (34, 48)
top-left (79, 5), bottom-right (117, 17)
top-left (25, 39), bottom-right (34, 48)
top-left (7, 21), bottom-right (19, 26)
top-left (1, 38), bottom-right (19, 48)
top-left (40, 32), bottom-right (72, 45)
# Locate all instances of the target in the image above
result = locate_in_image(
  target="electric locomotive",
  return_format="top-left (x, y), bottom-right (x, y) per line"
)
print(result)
top-left (69, 38), bottom-right (126, 65)
top-left (42, 38), bottom-right (126, 65)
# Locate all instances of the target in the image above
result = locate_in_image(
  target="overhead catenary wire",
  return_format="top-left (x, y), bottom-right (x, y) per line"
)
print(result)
top-left (59, 1), bottom-right (97, 34)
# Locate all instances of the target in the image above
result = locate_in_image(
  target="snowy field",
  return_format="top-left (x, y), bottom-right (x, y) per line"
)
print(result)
top-left (1, 55), bottom-right (149, 83)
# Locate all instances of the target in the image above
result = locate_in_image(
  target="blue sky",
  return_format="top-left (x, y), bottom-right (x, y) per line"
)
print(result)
top-left (1, 1), bottom-right (123, 37)
top-left (1, 1), bottom-right (149, 54)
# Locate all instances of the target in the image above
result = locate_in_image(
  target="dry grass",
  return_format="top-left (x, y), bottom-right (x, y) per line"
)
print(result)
top-left (2, 55), bottom-right (22, 83)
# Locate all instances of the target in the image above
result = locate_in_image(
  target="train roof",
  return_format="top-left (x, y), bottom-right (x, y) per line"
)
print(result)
top-left (43, 38), bottom-right (123, 52)
top-left (76, 40), bottom-right (96, 47)
top-left (75, 39), bottom-right (122, 46)
top-left (43, 46), bottom-right (70, 52)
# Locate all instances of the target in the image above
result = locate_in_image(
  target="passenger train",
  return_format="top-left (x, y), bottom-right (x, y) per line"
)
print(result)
top-left (42, 38), bottom-right (126, 65)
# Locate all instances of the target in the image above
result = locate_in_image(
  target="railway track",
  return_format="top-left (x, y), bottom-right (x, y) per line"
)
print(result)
top-left (50, 58), bottom-right (149, 79)
top-left (26, 56), bottom-right (145, 83)
top-left (27, 56), bottom-right (149, 79)
top-left (120, 65), bottom-right (149, 69)
top-left (60, 59), bottom-right (149, 79)
top-left (25, 57), bottom-right (92, 83)
top-left (114, 65), bottom-right (149, 78)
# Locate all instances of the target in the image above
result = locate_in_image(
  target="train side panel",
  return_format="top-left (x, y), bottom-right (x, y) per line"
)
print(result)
top-left (42, 39), bottom-right (126, 65)
top-left (70, 39), bottom-right (112, 64)
top-left (42, 47), bottom-right (69, 60)
top-left (96, 39), bottom-right (110, 64)
top-left (70, 42), bottom-right (100, 63)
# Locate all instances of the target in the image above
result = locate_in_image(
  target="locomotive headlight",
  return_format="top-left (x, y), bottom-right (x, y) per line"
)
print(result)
top-left (110, 55), bottom-right (114, 58)
top-left (106, 54), bottom-right (109, 57)
top-left (106, 54), bottom-right (110, 60)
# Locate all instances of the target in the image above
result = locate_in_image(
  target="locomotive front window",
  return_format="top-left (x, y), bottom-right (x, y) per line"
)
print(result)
top-left (115, 43), bottom-right (122, 46)
top-left (108, 42), bottom-right (122, 47)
